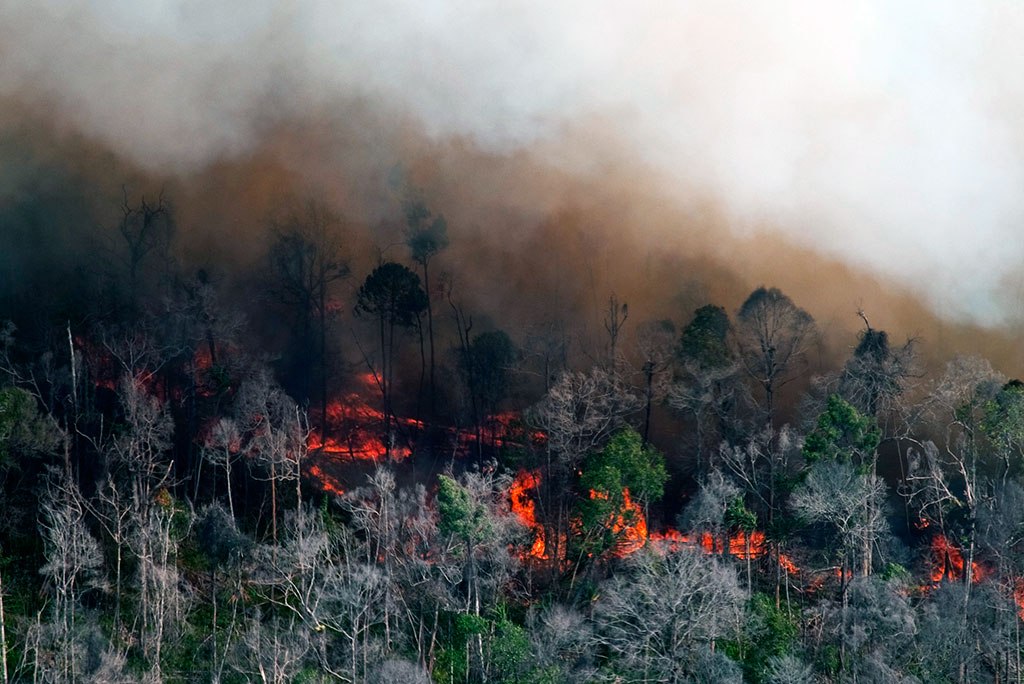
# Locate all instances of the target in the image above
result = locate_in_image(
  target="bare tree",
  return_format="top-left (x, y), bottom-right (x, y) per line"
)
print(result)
top-left (37, 477), bottom-right (105, 684)
top-left (590, 547), bottom-right (745, 682)
top-left (734, 287), bottom-right (816, 431)
top-left (232, 613), bottom-right (310, 684)
top-left (203, 418), bottom-right (241, 519)
top-left (234, 370), bottom-right (307, 545)
top-left (634, 319), bottom-right (675, 445)
top-left (529, 367), bottom-right (640, 471)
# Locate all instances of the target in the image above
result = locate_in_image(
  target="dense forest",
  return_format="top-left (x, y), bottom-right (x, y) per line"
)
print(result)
top-left (2, 186), bottom-right (1024, 684)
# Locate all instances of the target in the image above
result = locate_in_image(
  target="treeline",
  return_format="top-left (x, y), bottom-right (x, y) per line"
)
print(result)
top-left (1, 189), bottom-right (1024, 683)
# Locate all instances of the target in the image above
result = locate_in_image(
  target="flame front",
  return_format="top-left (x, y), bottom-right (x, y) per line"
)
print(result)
top-left (929, 533), bottom-right (987, 584)
top-left (511, 470), bottom-right (547, 559)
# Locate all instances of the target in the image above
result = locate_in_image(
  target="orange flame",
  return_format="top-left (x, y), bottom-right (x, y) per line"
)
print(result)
top-left (929, 534), bottom-right (986, 584)
top-left (306, 463), bottom-right (345, 497)
top-left (643, 524), bottom-right (799, 573)
top-left (510, 470), bottom-right (547, 559)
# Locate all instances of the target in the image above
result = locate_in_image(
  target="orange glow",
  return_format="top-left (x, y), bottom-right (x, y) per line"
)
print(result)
top-left (929, 534), bottom-right (986, 584)
top-left (1013, 579), bottom-right (1024, 620)
top-left (510, 470), bottom-right (547, 559)
top-left (307, 463), bottom-right (345, 497)
top-left (307, 382), bottom-right (418, 462)
top-left (646, 527), bottom-right (799, 573)
top-left (779, 553), bottom-right (800, 575)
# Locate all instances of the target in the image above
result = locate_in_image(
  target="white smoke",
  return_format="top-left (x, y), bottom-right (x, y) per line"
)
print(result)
top-left (2, 0), bottom-right (1023, 323)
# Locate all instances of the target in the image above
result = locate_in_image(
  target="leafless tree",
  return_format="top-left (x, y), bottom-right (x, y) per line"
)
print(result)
top-left (633, 319), bottom-right (675, 445)
top-left (902, 356), bottom-right (1005, 593)
top-left (234, 370), bottom-right (307, 545)
top-left (590, 547), bottom-right (745, 682)
top-left (203, 418), bottom-right (241, 519)
top-left (37, 477), bottom-right (105, 684)
top-left (734, 287), bottom-right (816, 431)
top-left (231, 612), bottom-right (310, 684)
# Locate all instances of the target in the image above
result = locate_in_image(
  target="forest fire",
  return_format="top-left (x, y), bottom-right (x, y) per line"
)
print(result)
top-left (928, 533), bottom-right (987, 584)
top-left (307, 373), bottom-right (418, 461)
top-left (510, 470), bottom-right (547, 559)
top-left (647, 528), bottom-right (798, 572)
top-left (306, 463), bottom-right (346, 497)
top-left (594, 488), bottom-right (649, 557)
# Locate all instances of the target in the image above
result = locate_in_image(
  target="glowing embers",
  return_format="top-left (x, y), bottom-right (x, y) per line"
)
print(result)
top-left (510, 470), bottom-right (547, 559)
top-left (308, 372), bottom-right (417, 461)
top-left (928, 533), bottom-right (987, 584)
top-left (646, 528), bottom-right (799, 573)
top-left (307, 463), bottom-right (345, 497)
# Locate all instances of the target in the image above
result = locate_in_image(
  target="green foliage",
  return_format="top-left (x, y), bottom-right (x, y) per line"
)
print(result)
top-left (678, 304), bottom-right (733, 369)
top-left (433, 646), bottom-right (468, 684)
top-left (576, 428), bottom-right (667, 554)
top-left (881, 562), bottom-right (911, 582)
top-left (803, 394), bottom-right (880, 466)
top-left (725, 497), bottom-right (757, 532)
top-left (433, 611), bottom-right (534, 684)
top-left (436, 475), bottom-right (490, 543)
top-left (983, 380), bottom-right (1024, 463)
top-left (580, 428), bottom-right (667, 505)
top-left (489, 617), bottom-right (532, 682)
top-left (729, 593), bottom-right (799, 683)
top-left (0, 385), bottom-right (58, 466)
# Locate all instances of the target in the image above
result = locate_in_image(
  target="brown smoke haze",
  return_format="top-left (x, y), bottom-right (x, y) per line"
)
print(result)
top-left (2, 1), bottom-right (1024, 377)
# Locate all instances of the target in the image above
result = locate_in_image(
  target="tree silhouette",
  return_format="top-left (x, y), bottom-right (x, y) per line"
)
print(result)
top-left (355, 262), bottom-right (427, 456)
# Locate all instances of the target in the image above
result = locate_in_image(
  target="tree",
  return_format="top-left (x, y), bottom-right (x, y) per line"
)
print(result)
top-left (267, 199), bottom-right (350, 442)
top-left (634, 319), bottom-right (675, 445)
top-left (355, 262), bottom-right (428, 457)
top-left (836, 312), bottom-right (917, 426)
top-left (402, 196), bottom-right (449, 416)
top-left (36, 477), bottom-right (105, 684)
top-left (575, 428), bottom-right (667, 561)
top-left (460, 330), bottom-right (516, 451)
top-left (603, 294), bottom-right (628, 375)
top-left (590, 547), bottom-right (745, 682)
top-left (982, 379), bottom-right (1024, 479)
top-left (233, 369), bottom-right (307, 546)
top-left (903, 356), bottom-right (1004, 593)
top-left (735, 287), bottom-right (816, 430)
top-left (113, 189), bottom-right (175, 319)
top-left (529, 367), bottom-right (640, 471)
top-left (671, 304), bottom-right (741, 467)
top-left (203, 418), bottom-right (240, 518)
top-left (802, 394), bottom-right (881, 467)
top-left (792, 461), bottom-right (889, 583)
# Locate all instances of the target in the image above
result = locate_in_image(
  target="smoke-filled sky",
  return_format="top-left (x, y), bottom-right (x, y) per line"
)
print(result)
top-left (3, 1), bottom-right (1024, 325)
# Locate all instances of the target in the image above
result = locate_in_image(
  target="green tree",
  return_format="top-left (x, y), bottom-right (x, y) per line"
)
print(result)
top-left (0, 385), bottom-right (59, 467)
top-left (672, 304), bottom-right (740, 469)
top-left (677, 304), bottom-right (733, 370)
top-left (803, 394), bottom-right (881, 467)
top-left (982, 379), bottom-right (1024, 478)
top-left (576, 428), bottom-right (667, 558)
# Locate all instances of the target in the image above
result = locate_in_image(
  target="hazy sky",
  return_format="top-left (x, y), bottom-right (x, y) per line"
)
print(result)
top-left (3, 1), bottom-right (1023, 324)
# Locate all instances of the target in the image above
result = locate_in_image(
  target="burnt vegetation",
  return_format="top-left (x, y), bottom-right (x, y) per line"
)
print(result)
top-left (2, 187), bottom-right (1024, 684)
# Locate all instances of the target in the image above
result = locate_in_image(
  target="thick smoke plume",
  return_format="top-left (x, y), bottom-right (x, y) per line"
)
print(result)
top-left (2, 1), bottom-right (1024, 346)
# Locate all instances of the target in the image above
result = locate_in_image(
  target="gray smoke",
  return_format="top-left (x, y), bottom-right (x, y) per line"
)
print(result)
top-left (3, 1), bottom-right (1023, 324)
